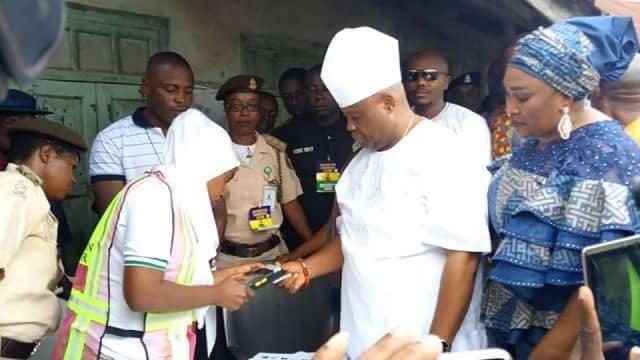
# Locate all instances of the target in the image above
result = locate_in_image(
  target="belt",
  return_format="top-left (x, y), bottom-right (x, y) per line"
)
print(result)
top-left (0, 337), bottom-right (39, 359)
top-left (220, 235), bottom-right (280, 258)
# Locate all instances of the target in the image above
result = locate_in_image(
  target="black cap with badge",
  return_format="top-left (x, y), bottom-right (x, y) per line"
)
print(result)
top-left (449, 72), bottom-right (481, 89)
top-left (216, 75), bottom-right (265, 101)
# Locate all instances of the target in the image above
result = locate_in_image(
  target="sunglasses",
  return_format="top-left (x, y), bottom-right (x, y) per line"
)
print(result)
top-left (404, 69), bottom-right (449, 82)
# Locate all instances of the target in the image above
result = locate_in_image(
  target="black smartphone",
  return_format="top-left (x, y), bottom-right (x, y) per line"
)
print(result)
top-left (583, 235), bottom-right (640, 358)
top-left (247, 267), bottom-right (291, 290)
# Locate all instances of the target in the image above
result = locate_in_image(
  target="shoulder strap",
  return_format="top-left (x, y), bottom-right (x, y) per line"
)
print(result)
top-left (263, 134), bottom-right (287, 152)
top-left (263, 135), bottom-right (286, 203)
top-left (325, 147), bottom-right (363, 244)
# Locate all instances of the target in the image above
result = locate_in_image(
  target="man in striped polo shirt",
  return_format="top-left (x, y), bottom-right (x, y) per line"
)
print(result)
top-left (90, 51), bottom-right (194, 215)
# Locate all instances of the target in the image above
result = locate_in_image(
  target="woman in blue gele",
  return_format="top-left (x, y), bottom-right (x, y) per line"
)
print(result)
top-left (482, 16), bottom-right (640, 360)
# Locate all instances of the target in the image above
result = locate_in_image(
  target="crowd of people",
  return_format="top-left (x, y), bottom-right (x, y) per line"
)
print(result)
top-left (2, 10), bottom-right (640, 360)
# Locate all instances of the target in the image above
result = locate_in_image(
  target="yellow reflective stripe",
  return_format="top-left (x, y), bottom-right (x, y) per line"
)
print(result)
top-left (86, 190), bottom-right (126, 297)
top-left (68, 290), bottom-right (108, 324)
top-left (174, 212), bottom-right (192, 285)
top-left (146, 311), bottom-right (194, 331)
top-left (71, 289), bottom-right (108, 311)
top-left (85, 174), bottom-right (152, 297)
top-left (63, 316), bottom-right (90, 360)
top-left (68, 300), bottom-right (107, 325)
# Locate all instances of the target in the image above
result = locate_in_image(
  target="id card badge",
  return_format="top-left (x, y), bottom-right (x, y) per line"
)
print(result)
top-left (262, 184), bottom-right (278, 210)
top-left (248, 206), bottom-right (274, 232)
top-left (316, 161), bottom-right (341, 193)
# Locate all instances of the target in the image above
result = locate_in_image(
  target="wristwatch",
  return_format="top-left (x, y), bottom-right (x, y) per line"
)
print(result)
top-left (439, 338), bottom-right (451, 353)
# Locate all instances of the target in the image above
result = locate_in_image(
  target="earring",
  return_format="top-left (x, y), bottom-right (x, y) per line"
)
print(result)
top-left (557, 106), bottom-right (572, 140)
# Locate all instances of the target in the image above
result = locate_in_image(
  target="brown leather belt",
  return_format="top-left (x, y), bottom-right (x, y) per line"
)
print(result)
top-left (220, 235), bottom-right (280, 258)
top-left (0, 337), bottom-right (39, 359)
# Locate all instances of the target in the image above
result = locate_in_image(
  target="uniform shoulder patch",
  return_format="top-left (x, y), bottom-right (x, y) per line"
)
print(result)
top-left (15, 165), bottom-right (42, 186)
top-left (263, 134), bottom-right (287, 152)
top-left (12, 181), bottom-right (28, 198)
top-left (352, 142), bottom-right (362, 153)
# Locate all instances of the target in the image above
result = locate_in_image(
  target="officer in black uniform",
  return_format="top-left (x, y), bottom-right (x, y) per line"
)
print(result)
top-left (273, 64), bottom-right (354, 254)
top-left (446, 71), bottom-right (483, 114)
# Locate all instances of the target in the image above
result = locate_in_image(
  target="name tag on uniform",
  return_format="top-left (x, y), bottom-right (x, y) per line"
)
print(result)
top-left (262, 184), bottom-right (278, 210)
top-left (292, 146), bottom-right (315, 155)
top-left (316, 161), bottom-right (341, 193)
top-left (249, 206), bottom-right (275, 232)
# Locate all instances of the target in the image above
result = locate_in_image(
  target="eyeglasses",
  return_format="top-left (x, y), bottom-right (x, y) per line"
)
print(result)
top-left (225, 103), bottom-right (260, 113)
top-left (403, 69), bottom-right (449, 82)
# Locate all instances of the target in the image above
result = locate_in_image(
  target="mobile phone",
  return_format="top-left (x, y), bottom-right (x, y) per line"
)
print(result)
top-left (437, 348), bottom-right (511, 360)
top-left (583, 235), bottom-right (640, 357)
top-left (247, 266), bottom-right (291, 290)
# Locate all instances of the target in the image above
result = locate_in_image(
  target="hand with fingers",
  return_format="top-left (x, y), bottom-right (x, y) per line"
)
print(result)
top-left (212, 275), bottom-right (255, 311)
top-left (278, 260), bottom-right (309, 293)
top-left (575, 286), bottom-right (640, 360)
top-left (313, 331), bottom-right (443, 360)
top-left (213, 262), bottom-right (265, 283)
top-left (276, 253), bottom-right (294, 264)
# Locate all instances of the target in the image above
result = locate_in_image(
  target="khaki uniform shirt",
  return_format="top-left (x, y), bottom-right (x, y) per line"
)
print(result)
top-left (0, 163), bottom-right (61, 342)
top-left (224, 134), bottom-right (303, 245)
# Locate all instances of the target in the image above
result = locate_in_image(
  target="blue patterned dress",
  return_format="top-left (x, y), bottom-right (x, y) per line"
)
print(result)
top-left (483, 120), bottom-right (640, 359)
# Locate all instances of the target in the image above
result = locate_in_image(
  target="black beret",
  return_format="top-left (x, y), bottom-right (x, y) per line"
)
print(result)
top-left (216, 75), bottom-right (264, 100)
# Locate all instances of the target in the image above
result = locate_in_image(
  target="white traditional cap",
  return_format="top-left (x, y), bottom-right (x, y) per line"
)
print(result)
top-left (321, 26), bottom-right (401, 108)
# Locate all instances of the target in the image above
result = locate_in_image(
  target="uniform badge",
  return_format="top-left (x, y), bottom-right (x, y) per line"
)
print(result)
top-left (352, 142), bottom-right (362, 152)
top-left (249, 78), bottom-right (257, 90)
top-left (13, 181), bottom-right (27, 197)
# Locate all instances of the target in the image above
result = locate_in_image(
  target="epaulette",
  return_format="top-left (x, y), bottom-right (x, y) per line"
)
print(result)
top-left (15, 165), bottom-right (42, 186)
top-left (263, 134), bottom-right (287, 153)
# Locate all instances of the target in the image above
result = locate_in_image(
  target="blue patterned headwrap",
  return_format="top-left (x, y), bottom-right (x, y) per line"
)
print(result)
top-left (510, 22), bottom-right (600, 100)
top-left (563, 16), bottom-right (639, 82)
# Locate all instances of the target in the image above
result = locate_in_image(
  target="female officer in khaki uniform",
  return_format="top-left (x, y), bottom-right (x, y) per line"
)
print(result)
top-left (214, 75), bottom-right (332, 359)
top-left (215, 75), bottom-right (313, 268)
top-left (0, 117), bottom-right (86, 359)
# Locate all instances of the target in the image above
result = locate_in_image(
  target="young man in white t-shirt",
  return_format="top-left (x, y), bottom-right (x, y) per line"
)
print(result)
top-left (89, 51), bottom-right (194, 215)
top-left (403, 51), bottom-right (491, 167)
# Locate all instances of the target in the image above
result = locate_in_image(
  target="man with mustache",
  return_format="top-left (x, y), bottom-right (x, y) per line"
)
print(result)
top-left (403, 52), bottom-right (491, 166)
top-left (89, 51), bottom-right (195, 215)
top-left (281, 27), bottom-right (491, 358)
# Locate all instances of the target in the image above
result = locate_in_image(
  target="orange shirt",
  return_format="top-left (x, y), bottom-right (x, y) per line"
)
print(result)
top-left (489, 106), bottom-right (514, 159)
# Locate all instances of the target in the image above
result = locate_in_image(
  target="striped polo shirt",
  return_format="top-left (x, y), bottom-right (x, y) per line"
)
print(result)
top-left (89, 107), bottom-right (166, 183)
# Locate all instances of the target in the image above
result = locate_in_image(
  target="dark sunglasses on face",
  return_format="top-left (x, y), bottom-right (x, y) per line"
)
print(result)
top-left (225, 103), bottom-right (260, 113)
top-left (404, 69), bottom-right (449, 82)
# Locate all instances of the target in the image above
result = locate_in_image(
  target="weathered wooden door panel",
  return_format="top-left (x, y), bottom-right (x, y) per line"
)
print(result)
top-left (96, 83), bottom-right (145, 130)
top-left (46, 3), bottom-right (168, 84)
top-left (21, 80), bottom-right (99, 245)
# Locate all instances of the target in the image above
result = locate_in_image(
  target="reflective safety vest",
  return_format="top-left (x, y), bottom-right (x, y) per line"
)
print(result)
top-left (53, 173), bottom-right (200, 360)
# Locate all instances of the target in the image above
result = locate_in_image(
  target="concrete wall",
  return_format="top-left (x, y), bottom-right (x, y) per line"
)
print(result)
top-left (65, 0), bottom-right (477, 85)
top-left (64, 0), bottom-right (504, 123)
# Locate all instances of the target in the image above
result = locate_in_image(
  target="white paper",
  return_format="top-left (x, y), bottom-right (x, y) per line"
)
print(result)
top-left (249, 352), bottom-right (315, 360)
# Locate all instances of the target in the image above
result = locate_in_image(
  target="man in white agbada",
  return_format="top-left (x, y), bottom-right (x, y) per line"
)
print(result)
top-left (280, 27), bottom-right (491, 358)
